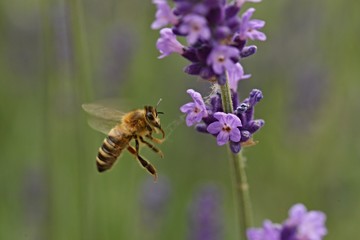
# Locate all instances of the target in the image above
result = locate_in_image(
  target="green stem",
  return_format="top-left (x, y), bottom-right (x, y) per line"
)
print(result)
top-left (219, 72), bottom-right (253, 240)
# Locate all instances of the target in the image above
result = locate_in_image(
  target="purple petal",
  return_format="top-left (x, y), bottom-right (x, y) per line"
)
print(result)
top-left (207, 45), bottom-right (240, 75)
top-left (247, 220), bottom-right (281, 240)
top-left (228, 63), bottom-right (245, 91)
top-left (216, 131), bottom-right (229, 145)
top-left (248, 30), bottom-right (267, 41)
top-left (213, 63), bottom-right (224, 74)
top-left (185, 112), bottom-right (201, 126)
top-left (241, 8), bottom-right (255, 23)
top-left (179, 14), bottom-right (210, 45)
top-left (207, 122), bottom-right (223, 134)
top-left (229, 128), bottom-right (241, 142)
top-left (156, 28), bottom-right (184, 58)
top-left (225, 114), bottom-right (242, 128)
top-left (247, 119), bottom-right (265, 133)
top-left (151, 0), bottom-right (178, 29)
top-left (236, 0), bottom-right (262, 8)
top-left (187, 89), bottom-right (207, 111)
top-left (213, 112), bottom-right (227, 121)
top-left (180, 102), bottom-right (195, 113)
top-left (250, 19), bottom-right (265, 28)
top-left (288, 204), bottom-right (307, 223)
top-left (238, 8), bottom-right (266, 41)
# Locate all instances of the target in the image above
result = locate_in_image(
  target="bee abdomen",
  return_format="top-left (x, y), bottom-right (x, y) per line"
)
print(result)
top-left (96, 135), bottom-right (123, 172)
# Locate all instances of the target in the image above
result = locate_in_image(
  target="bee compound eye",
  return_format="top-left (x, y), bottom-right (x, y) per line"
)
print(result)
top-left (147, 112), bottom-right (154, 120)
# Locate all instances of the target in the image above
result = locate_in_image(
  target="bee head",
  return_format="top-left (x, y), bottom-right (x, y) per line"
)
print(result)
top-left (144, 105), bottom-right (165, 138)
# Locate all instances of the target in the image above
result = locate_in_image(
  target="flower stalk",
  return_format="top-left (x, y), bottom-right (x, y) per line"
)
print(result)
top-left (220, 72), bottom-right (253, 240)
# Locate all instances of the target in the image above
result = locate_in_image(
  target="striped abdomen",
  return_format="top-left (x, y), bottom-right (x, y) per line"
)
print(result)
top-left (96, 128), bottom-right (131, 172)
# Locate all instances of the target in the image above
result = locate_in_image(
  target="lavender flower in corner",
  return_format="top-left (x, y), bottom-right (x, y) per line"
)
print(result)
top-left (247, 204), bottom-right (327, 240)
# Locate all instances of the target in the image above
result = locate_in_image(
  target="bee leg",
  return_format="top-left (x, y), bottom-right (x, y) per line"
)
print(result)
top-left (127, 145), bottom-right (158, 181)
top-left (146, 134), bottom-right (164, 144)
top-left (134, 137), bottom-right (140, 153)
top-left (139, 136), bottom-right (164, 158)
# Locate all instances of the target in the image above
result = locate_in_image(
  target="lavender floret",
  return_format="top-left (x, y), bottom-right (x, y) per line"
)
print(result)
top-left (207, 112), bottom-right (242, 146)
top-left (157, 28), bottom-right (185, 58)
top-left (180, 89), bottom-right (208, 126)
top-left (247, 204), bottom-right (327, 240)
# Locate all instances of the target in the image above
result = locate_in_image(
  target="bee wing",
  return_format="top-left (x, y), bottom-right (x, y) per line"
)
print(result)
top-left (82, 103), bottom-right (125, 134)
top-left (82, 103), bottom-right (125, 121)
top-left (86, 117), bottom-right (119, 135)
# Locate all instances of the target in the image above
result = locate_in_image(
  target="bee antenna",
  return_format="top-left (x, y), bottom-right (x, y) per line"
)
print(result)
top-left (155, 98), bottom-right (162, 109)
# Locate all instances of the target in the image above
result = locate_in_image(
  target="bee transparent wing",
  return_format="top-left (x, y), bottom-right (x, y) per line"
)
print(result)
top-left (82, 103), bottom-right (125, 121)
top-left (82, 103), bottom-right (125, 134)
top-left (87, 117), bottom-right (119, 135)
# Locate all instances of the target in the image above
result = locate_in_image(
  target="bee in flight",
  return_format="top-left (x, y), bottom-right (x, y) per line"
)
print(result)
top-left (82, 100), bottom-right (165, 180)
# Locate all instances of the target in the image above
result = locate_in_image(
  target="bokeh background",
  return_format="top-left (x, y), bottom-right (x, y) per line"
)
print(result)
top-left (1, 0), bottom-right (359, 239)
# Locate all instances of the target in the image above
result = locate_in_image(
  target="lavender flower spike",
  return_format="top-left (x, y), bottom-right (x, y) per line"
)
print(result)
top-left (282, 204), bottom-right (327, 240)
top-left (247, 204), bottom-right (327, 240)
top-left (151, 0), bottom-right (178, 29)
top-left (180, 89), bottom-right (208, 126)
top-left (156, 28), bottom-right (185, 59)
top-left (178, 14), bottom-right (211, 45)
top-left (207, 45), bottom-right (240, 75)
top-left (207, 112), bottom-right (242, 146)
top-left (188, 185), bottom-right (223, 240)
top-left (238, 8), bottom-right (266, 41)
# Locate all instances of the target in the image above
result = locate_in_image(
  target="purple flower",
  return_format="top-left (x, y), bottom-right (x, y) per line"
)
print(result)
top-left (156, 28), bottom-right (185, 58)
top-left (247, 220), bottom-right (281, 240)
top-left (228, 63), bottom-right (251, 91)
top-left (207, 112), bottom-right (242, 145)
top-left (247, 204), bottom-right (327, 240)
top-left (238, 8), bottom-right (266, 41)
top-left (207, 45), bottom-right (240, 75)
top-left (188, 185), bottom-right (223, 240)
top-left (180, 89), bottom-right (208, 126)
top-left (282, 204), bottom-right (327, 240)
top-left (151, 0), bottom-right (178, 29)
top-left (178, 14), bottom-right (211, 45)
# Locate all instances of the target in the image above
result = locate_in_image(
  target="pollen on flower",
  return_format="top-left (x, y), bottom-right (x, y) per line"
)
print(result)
top-left (217, 56), bottom-right (225, 63)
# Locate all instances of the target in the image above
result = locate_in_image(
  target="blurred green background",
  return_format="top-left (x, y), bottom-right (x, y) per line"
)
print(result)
top-left (1, 0), bottom-right (359, 239)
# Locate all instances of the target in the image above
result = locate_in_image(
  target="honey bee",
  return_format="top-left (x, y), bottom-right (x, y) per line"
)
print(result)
top-left (82, 100), bottom-right (165, 180)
